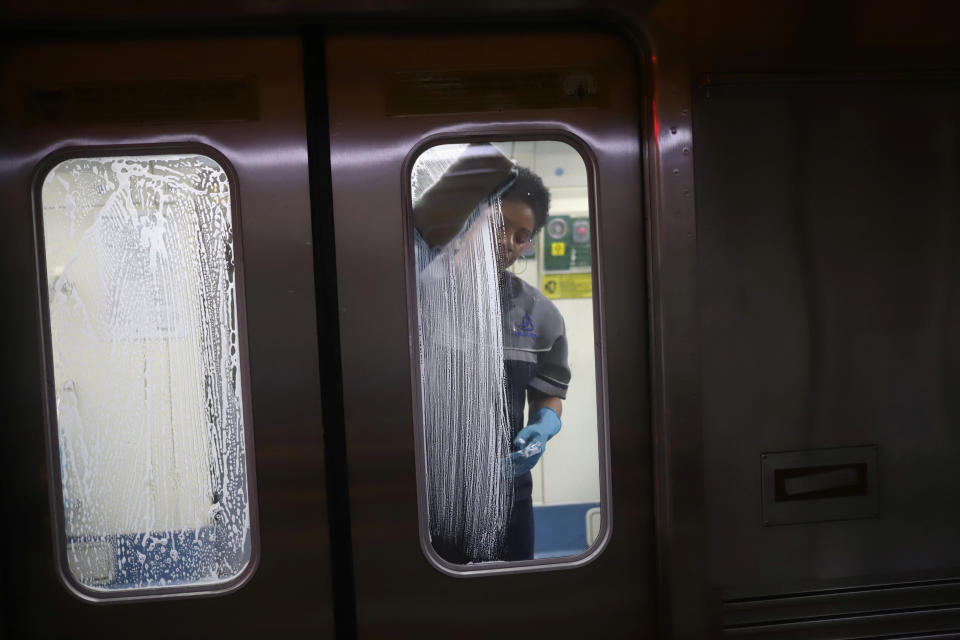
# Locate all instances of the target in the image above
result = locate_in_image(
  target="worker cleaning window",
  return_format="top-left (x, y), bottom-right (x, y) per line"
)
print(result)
top-left (412, 142), bottom-right (571, 563)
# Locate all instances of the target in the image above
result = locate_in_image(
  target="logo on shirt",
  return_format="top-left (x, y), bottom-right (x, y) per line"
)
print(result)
top-left (514, 314), bottom-right (538, 338)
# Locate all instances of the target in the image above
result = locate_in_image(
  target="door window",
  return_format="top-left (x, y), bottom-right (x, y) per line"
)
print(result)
top-left (410, 139), bottom-right (606, 568)
top-left (38, 152), bottom-right (255, 596)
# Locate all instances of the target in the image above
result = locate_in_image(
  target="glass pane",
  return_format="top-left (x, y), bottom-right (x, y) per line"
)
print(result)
top-left (411, 141), bottom-right (603, 566)
top-left (40, 154), bottom-right (252, 593)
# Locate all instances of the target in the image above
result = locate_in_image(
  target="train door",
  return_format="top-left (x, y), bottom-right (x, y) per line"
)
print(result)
top-left (326, 32), bottom-right (656, 636)
top-left (691, 73), bottom-right (960, 639)
top-left (0, 38), bottom-right (335, 637)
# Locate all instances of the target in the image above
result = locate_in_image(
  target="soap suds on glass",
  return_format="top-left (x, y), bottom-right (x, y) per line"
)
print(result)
top-left (412, 146), bottom-right (514, 562)
top-left (41, 155), bottom-right (250, 591)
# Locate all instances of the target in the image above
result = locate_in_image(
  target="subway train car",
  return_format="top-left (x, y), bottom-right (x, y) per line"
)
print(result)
top-left (2, 1), bottom-right (960, 638)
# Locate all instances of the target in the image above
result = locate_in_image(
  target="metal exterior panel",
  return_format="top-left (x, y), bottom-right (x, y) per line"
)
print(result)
top-left (694, 76), bottom-right (960, 631)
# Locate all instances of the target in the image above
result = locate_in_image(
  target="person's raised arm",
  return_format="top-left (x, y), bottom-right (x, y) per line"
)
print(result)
top-left (413, 143), bottom-right (516, 248)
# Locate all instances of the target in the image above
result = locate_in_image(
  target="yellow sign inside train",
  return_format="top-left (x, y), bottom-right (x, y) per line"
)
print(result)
top-left (541, 273), bottom-right (592, 300)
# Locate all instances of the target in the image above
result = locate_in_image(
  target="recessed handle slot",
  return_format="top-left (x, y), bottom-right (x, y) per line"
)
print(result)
top-left (774, 463), bottom-right (868, 502)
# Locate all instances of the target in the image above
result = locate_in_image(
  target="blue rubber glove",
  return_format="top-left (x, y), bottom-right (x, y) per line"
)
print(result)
top-left (508, 407), bottom-right (562, 477)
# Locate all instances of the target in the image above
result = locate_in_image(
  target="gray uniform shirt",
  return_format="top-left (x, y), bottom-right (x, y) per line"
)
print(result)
top-left (501, 271), bottom-right (571, 437)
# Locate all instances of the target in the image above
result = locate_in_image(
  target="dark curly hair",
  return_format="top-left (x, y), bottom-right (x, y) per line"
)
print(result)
top-left (500, 166), bottom-right (551, 234)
